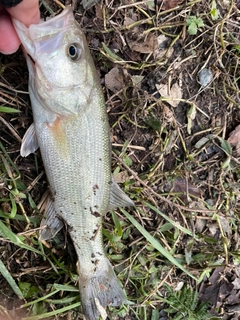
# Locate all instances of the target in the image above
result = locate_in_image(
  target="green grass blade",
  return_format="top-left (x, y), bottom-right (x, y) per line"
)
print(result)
top-left (111, 210), bottom-right (123, 237)
top-left (0, 259), bottom-right (24, 299)
top-left (22, 284), bottom-right (78, 308)
top-left (0, 211), bottom-right (39, 223)
top-left (101, 42), bottom-right (124, 62)
top-left (0, 106), bottom-right (21, 113)
top-left (52, 283), bottom-right (79, 292)
top-left (0, 141), bottom-right (20, 176)
top-left (47, 296), bottom-right (78, 304)
top-left (102, 227), bottom-right (121, 242)
top-left (143, 201), bottom-right (196, 237)
top-left (22, 289), bottom-right (61, 307)
top-left (22, 302), bottom-right (81, 320)
top-left (0, 220), bottom-right (43, 255)
top-left (120, 208), bottom-right (198, 281)
top-left (8, 193), bottom-right (17, 218)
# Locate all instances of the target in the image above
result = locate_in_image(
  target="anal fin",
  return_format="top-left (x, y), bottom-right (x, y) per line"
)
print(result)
top-left (109, 177), bottom-right (135, 210)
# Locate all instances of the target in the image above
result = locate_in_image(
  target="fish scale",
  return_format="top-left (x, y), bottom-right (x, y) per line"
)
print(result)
top-left (40, 111), bottom-right (109, 253)
top-left (13, 7), bottom-right (134, 320)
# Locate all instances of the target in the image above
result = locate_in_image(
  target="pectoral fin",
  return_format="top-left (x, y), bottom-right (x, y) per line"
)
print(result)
top-left (39, 198), bottom-right (64, 241)
top-left (20, 123), bottom-right (39, 157)
top-left (109, 178), bottom-right (135, 210)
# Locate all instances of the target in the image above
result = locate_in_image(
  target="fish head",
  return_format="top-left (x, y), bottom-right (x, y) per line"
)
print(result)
top-left (13, 7), bottom-right (99, 116)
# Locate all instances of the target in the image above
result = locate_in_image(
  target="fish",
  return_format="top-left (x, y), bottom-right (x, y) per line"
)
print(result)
top-left (12, 7), bottom-right (134, 320)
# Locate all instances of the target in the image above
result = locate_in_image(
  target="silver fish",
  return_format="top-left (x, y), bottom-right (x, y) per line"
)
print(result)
top-left (13, 8), bottom-right (134, 320)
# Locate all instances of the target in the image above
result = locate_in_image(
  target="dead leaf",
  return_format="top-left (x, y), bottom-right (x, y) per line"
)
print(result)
top-left (131, 75), bottom-right (144, 89)
top-left (195, 217), bottom-right (207, 233)
top-left (165, 129), bottom-right (178, 154)
top-left (114, 170), bottom-right (130, 183)
top-left (156, 82), bottom-right (182, 107)
top-left (219, 216), bottom-right (232, 236)
top-left (162, 105), bottom-right (174, 125)
top-left (208, 223), bottom-right (218, 236)
top-left (233, 278), bottom-right (240, 290)
top-left (200, 267), bottom-right (240, 315)
top-left (235, 267), bottom-right (240, 279)
top-left (105, 67), bottom-right (126, 94)
top-left (187, 103), bottom-right (197, 134)
top-left (153, 35), bottom-right (174, 59)
top-left (219, 0), bottom-right (231, 9)
top-left (124, 17), bottom-right (136, 27)
top-left (228, 124), bottom-right (240, 156)
top-left (155, 0), bottom-right (185, 10)
top-left (199, 267), bottom-right (234, 313)
top-left (226, 291), bottom-right (240, 306)
top-left (126, 27), bottom-right (158, 54)
top-left (164, 177), bottom-right (201, 203)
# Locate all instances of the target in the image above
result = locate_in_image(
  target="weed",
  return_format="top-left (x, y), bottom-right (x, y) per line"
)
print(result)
top-left (186, 16), bottom-right (204, 35)
top-left (163, 284), bottom-right (212, 320)
top-left (210, 0), bottom-right (220, 20)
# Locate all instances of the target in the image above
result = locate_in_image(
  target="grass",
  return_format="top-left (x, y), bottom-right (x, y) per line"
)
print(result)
top-left (0, 0), bottom-right (240, 319)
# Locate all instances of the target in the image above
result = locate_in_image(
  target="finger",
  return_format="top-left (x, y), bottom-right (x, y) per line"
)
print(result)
top-left (7, 0), bottom-right (40, 27)
top-left (0, 10), bottom-right (20, 54)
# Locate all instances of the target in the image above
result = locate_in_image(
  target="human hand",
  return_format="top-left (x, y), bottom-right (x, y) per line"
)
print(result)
top-left (0, 0), bottom-right (39, 54)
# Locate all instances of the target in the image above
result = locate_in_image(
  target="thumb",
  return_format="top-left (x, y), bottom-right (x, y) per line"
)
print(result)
top-left (7, 0), bottom-right (40, 27)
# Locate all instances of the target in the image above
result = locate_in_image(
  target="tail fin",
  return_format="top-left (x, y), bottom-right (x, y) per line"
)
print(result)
top-left (78, 258), bottom-right (126, 320)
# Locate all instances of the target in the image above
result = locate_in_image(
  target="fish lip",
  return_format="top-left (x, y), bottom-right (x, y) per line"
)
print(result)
top-left (12, 6), bottom-right (75, 59)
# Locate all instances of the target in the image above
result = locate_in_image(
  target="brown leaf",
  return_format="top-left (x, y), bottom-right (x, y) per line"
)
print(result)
top-left (114, 171), bottom-right (130, 184)
top-left (105, 67), bottom-right (125, 94)
top-left (126, 27), bottom-right (158, 54)
top-left (156, 82), bottom-right (182, 107)
top-left (228, 124), bottom-right (240, 155)
top-left (164, 177), bottom-right (201, 203)
top-left (195, 217), bottom-right (207, 233)
top-left (155, 0), bottom-right (185, 10)
top-left (153, 34), bottom-right (174, 60)
top-left (199, 267), bottom-right (234, 311)
top-left (232, 278), bottom-right (240, 290)
top-left (200, 267), bottom-right (240, 315)
top-left (225, 291), bottom-right (240, 307)
top-left (219, 216), bottom-right (232, 236)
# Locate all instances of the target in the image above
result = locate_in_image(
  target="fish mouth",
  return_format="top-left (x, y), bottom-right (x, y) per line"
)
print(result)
top-left (23, 48), bottom-right (36, 75)
top-left (13, 7), bottom-right (75, 61)
top-left (27, 53), bottom-right (35, 65)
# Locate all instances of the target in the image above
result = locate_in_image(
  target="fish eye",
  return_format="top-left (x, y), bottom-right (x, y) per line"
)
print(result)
top-left (67, 43), bottom-right (81, 61)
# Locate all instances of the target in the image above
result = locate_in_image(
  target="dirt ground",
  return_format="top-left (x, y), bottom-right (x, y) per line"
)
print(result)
top-left (0, 0), bottom-right (240, 319)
